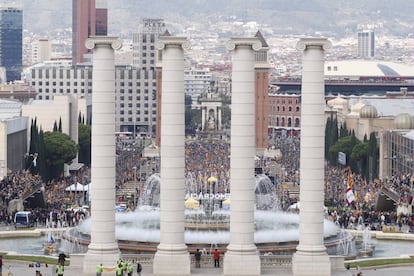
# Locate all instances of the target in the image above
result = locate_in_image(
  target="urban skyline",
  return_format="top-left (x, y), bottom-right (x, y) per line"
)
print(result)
top-left (1, 0), bottom-right (412, 70)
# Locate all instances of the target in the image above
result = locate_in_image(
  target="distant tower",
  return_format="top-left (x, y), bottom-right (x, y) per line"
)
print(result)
top-left (72, 0), bottom-right (108, 65)
top-left (31, 39), bottom-right (51, 65)
top-left (132, 18), bottom-right (166, 70)
top-left (0, 6), bottom-right (23, 82)
top-left (357, 30), bottom-right (375, 59)
top-left (254, 31), bottom-right (270, 151)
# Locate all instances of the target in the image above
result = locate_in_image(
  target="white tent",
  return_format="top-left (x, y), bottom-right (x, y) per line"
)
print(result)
top-left (65, 182), bottom-right (86, 192)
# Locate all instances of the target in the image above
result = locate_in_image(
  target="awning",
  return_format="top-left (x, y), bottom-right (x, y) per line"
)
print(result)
top-left (65, 182), bottom-right (86, 192)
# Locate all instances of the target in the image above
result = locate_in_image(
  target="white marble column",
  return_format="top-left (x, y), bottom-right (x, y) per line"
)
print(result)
top-left (292, 37), bottom-right (332, 276)
top-left (153, 36), bottom-right (191, 276)
top-left (83, 36), bottom-right (122, 274)
top-left (224, 37), bottom-right (261, 276)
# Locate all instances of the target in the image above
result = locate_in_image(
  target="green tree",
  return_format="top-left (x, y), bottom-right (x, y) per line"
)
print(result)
top-left (368, 132), bottom-right (379, 180)
top-left (58, 117), bottom-right (62, 132)
top-left (350, 142), bottom-right (369, 178)
top-left (329, 136), bottom-right (360, 167)
top-left (43, 131), bottom-right (78, 181)
top-left (78, 123), bottom-right (91, 166)
top-left (339, 122), bottom-right (348, 138)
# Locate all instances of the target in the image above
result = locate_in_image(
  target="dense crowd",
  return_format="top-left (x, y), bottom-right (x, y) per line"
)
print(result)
top-left (0, 133), bottom-right (412, 232)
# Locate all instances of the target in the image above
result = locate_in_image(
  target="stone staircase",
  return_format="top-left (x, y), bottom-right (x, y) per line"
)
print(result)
top-left (116, 181), bottom-right (139, 202)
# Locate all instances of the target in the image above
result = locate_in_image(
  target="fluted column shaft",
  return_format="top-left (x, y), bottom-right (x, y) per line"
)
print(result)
top-left (292, 37), bottom-right (332, 276)
top-left (153, 36), bottom-right (190, 276)
top-left (224, 37), bottom-right (261, 276)
top-left (83, 36), bottom-right (122, 274)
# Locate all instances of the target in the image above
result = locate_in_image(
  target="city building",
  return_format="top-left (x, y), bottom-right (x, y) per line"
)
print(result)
top-left (357, 30), bottom-right (375, 58)
top-left (0, 99), bottom-right (27, 179)
top-left (0, 6), bottom-right (23, 82)
top-left (380, 125), bottom-right (414, 180)
top-left (0, 81), bottom-right (36, 102)
top-left (132, 18), bottom-right (166, 70)
top-left (254, 31), bottom-right (270, 150)
top-left (28, 61), bottom-right (93, 101)
top-left (184, 68), bottom-right (212, 107)
top-left (273, 60), bottom-right (414, 94)
top-left (72, 0), bottom-right (108, 65)
top-left (28, 60), bottom-right (157, 135)
top-left (31, 39), bottom-right (51, 65)
top-left (268, 92), bottom-right (301, 135)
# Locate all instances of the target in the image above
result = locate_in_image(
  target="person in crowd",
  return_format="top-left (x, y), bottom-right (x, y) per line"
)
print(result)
top-left (213, 248), bottom-right (220, 268)
top-left (96, 263), bottom-right (103, 276)
top-left (195, 248), bottom-right (202, 268)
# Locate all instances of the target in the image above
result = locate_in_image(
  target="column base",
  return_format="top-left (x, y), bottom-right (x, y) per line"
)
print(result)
top-left (292, 250), bottom-right (331, 276)
top-left (153, 247), bottom-right (190, 276)
top-left (83, 246), bottom-right (120, 274)
top-left (223, 249), bottom-right (261, 276)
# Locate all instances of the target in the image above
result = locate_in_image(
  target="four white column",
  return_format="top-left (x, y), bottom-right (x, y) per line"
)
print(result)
top-left (83, 36), bottom-right (122, 274)
top-left (153, 36), bottom-right (191, 276)
top-left (82, 35), bottom-right (334, 275)
top-left (223, 37), bottom-right (262, 276)
top-left (292, 37), bottom-right (332, 276)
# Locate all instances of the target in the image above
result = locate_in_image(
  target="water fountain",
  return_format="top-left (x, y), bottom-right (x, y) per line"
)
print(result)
top-left (358, 226), bottom-right (375, 257)
top-left (62, 173), bottom-right (350, 256)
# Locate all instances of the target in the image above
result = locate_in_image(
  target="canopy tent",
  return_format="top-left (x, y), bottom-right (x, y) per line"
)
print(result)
top-left (184, 196), bottom-right (200, 209)
top-left (65, 182), bottom-right (86, 192)
top-left (207, 176), bottom-right (217, 183)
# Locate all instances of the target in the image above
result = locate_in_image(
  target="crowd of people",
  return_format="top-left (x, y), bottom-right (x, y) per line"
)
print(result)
top-left (0, 132), bottom-right (412, 235)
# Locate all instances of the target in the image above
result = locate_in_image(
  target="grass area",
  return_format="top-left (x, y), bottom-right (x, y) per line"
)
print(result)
top-left (1, 254), bottom-right (69, 266)
top-left (347, 257), bottom-right (414, 268)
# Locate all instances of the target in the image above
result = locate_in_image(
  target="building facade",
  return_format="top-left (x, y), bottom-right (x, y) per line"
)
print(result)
top-left (357, 30), bottom-right (375, 59)
top-left (132, 19), bottom-right (166, 70)
top-left (184, 68), bottom-right (212, 106)
top-left (28, 61), bottom-right (157, 134)
top-left (31, 39), bottom-right (52, 65)
top-left (268, 92), bottom-right (301, 133)
top-left (0, 6), bottom-right (23, 82)
top-left (72, 0), bottom-right (108, 65)
top-left (254, 31), bottom-right (270, 150)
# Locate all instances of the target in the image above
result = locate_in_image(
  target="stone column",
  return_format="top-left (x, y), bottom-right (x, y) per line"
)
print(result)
top-left (153, 36), bottom-right (191, 276)
top-left (292, 37), bottom-right (332, 276)
top-left (83, 36), bottom-right (122, 274)
top-left (201, 106), bottom-right (206, 130)
top-left (224, 37), bottom-right (261, 276)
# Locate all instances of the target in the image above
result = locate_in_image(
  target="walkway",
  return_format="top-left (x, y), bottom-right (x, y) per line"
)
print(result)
top-left (2, 260), bottom-right (414, 276)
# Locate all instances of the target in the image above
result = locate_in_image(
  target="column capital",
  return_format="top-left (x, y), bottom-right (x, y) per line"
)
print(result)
top-left (296, 37), bottom-right (332, 51)
top-left (85, 36), bottom-right (123, 50)
top-left (155, 36), bottom-right (190, 51)
top-left (225, 37), bottom-right (261, 51)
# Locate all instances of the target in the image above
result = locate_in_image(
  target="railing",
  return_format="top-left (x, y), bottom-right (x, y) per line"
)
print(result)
top-left (120, 254), bottom-right (293, 268)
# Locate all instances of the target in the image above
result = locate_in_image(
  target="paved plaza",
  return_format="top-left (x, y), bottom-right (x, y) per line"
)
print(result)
top-left (2, 260), bottom-right (414, 276)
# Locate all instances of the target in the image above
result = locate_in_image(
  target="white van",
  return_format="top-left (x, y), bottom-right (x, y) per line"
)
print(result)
top-left (14, 211), bottom-right (35, 228)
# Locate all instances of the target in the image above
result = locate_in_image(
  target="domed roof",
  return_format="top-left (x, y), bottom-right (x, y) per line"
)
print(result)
top-left (349, 101), bottom-right (365, 116)
top-left (359, 104), bottom-right (378, 118)
top-left (327, 96), bottom-right (347, 108)
top-left (394, 113), bottom-right (413, 129)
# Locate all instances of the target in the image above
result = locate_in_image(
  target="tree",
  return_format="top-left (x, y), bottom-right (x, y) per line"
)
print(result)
top-left (58, 117), bottom-right (62, 132)
top-left (78, 123), bottom-right (91, 166)
top-left (368, 132), bottom-right (379, 180)
top-left (43, 131), bottom-right (78, 181)
top-left (350, 142), bottom-right (369, 178)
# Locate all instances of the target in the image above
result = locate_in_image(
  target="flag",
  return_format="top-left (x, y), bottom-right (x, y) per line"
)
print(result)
top-left (346, 186), bottom-right (355, 205)
top-left (346, 167), bottom-right (355, 205)
top-left (347, 169), bottom-right (353, 189)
